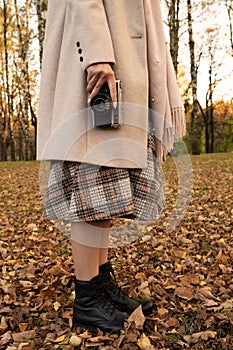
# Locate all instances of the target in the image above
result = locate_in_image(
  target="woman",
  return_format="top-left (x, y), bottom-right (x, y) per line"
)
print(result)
top-left (37, 0), bottom-right (186, 332)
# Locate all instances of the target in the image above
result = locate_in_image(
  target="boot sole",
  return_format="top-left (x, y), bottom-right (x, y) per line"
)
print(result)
top-left (72, 320), bottom-right (124, 333)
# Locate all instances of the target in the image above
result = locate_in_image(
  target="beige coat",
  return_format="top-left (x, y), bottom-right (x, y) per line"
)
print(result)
top-left (37, 0), bottom-right (185, 167)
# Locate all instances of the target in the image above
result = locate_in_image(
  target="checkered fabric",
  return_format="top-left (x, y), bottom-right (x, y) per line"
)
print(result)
top-left (43, 131), bottom-right (165, 222)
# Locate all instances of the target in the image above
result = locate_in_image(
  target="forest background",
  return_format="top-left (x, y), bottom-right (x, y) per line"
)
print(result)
top-left (0, 0), bottom-right (233, 161)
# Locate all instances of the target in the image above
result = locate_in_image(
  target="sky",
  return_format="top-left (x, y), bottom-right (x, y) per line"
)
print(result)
top-left (162, 1), bottom-right (233, 106)
top-left (27, 1), bottom-right (233, 107)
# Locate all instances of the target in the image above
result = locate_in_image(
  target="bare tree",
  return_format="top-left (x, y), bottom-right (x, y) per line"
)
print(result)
top-left (164, 0), bottom-right (181, 74)
top-left (2, 0), bottom-right (15, 160)
top-left (187, 0), bottom-right (201, 154)
top-left (224, 0), bottom-right (233, 55)
top-left (34, 0), bottom-right (47, 68)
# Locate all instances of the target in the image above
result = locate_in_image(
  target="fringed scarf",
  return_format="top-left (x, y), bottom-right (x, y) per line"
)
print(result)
top-left (143, 0), bottom-right (186, 161)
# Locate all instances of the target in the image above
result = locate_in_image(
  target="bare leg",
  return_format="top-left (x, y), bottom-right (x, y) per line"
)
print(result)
top-left (71, 221), bottom-right (110, 280)
top-left (99, 247), bottom-right (109, 266)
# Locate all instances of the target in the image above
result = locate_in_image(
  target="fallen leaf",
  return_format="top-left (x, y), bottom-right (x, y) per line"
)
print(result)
top-left (19, 281), bottom-right (34, 289)
top-left (0, 316), bottom-right (8, 333)
top-left (127, 305), bottom-right (146, 329)
top-left (174, 286), bottom-right (194, 300)
top-left (18, 323), bottom-right (29, 332)
top-left (12, 330), bottom-right (36, 342)
top-left (195, 286), bottom-right (220, 306)
top-left (184, 330), bottom-right (217, 343)
top-left (18, 343), bottom-right (34, 350)
top-left (137, 333), bottom-right (155, 350)
top-left (48, 264), bottom-right (70, 276)
top-left (69, 335), bottom-right (82, 346)
top-left (157, 308), bottom-right (169, 318)
top-left (54, 334), bottom-right (66, 343)
top-left (53, 301), bottom-right (61, 311)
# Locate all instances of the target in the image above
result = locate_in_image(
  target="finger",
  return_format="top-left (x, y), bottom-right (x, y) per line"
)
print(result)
top-left (87, 80), bottom-right (105, 104)
top-left (107, 76), bottom-right (117, 108)
top-left (87, 72), bottom-right (100, 92)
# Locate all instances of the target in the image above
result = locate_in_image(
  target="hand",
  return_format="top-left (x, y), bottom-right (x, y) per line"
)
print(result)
top-left (86, 63), bottom-right (117, 108)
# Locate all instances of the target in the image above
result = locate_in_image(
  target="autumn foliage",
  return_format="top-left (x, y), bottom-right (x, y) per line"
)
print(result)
top-left (0, 154), bottom-right (233, 349)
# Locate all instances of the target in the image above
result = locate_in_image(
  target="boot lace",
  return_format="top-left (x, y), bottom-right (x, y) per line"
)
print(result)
top-left (93, 286), bottom-right (116, 316)
top-left (102, 265), bottom-right (128, 300)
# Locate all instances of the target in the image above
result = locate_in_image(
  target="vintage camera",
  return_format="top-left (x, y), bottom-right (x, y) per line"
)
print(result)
top-left (90, 80), bottom-right (122, 128)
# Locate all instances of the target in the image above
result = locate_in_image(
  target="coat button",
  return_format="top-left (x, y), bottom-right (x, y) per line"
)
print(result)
top-left (151, 98), bottom-right (155, 102)
top-left (80, 57), bottom-right (84, 62)
top-left (78, 48), bottom-right (82, 54)
top-left (76, 42), bottom-right (80, 47)
top-left (156, 59), bottom-right (160, 63)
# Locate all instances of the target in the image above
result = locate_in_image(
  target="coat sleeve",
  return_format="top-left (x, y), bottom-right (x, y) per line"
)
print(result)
top-left (69, 0), bottom-right (116, 71)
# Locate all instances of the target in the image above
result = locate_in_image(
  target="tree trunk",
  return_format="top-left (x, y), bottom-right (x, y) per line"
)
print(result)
top-left (166, 0), bottom-right (180, 74)
top-left (35, 0), bottom-right (47, 69)
top-left (224, 0), bottom-right (233, 56)
top-left (187, 0), bottom-right (201, 155)
top-left (14, 0), bottom-right (32, 160)
top-left (3, 0), bottom-right (15, 161)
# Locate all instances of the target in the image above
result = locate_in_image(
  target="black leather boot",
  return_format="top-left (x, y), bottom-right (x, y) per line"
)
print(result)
top-left (100, 261), bottom-right (154, 316)
top-left (73, 274), bottom-right (128, 332)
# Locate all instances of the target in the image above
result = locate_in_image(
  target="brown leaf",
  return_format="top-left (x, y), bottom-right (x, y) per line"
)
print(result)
top-left (18, 343), bottom-right (34, 350)
top-left (166, 317), bottom-right (180, 328)
top-left (0, 330), bottom-right (12, 346)
top-left (137, 333), bottom-right (155, 350)
top-left (88, 335), bottom-right (112, 343)
top-left (184, 330), bottom-right (217, 343)
top-left (137, 281), bottom-right (151, 299)
top-left (195, 287), bottom-right (220, 306)
top-left (18, 323), bottom-right (29, 332)
top-left (180, 274), bottom-right (200, 287)
top-left (39, 285), bottom-right (54, 298)
top-left (157, 308), bottom-right (169, 318)
top-left (127, 305), bottom-right (146, 329)
top-left (12, 330), bottom-right (36, 342)
top-left (19, 281), bottom-right (34, 289)
top-left (48, 264), bottom-right (70, 276)
top-left (69, 335), bottom-right (82, 347)
top-left (174, 286), bottom-right (194, 301)
top-left (54, 334), bottom-right (66, 343)
top-left (0, 316), bottom-right (8, 333)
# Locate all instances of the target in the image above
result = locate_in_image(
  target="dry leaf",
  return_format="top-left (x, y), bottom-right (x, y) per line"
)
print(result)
top-left (174, 286), bottom-right (194, 300)
top-left (1, 156), bottom-right (233, 348)
top-left (127, 305), bottom-right (146, 329)
top-left (0, 330), bottom-right (12, 346)
top-left (69, 335), bottom-right (82, 346)
top-left (19, 281), bottom-right (34, 289)
top-left (195, 287), bottom-right (220, 306)
top-left (157, 308), bottom-right (169, 318)
top-left (137, 333), bottom-right (155, 350)
top-left (18, 343), bottom-right (34, 350)
top-left (184, 330), bottom-right (217, 343)
top-left (39, 285), bottom-right (54, 298)
top-left (48, 264), bottom-right (69, 276)
top-left (18, 323), bottom-right (29, 332)
top-left (0, 316), bottom-right (8, 333)
top-left (12, 330), bottom-right (36, 342)
top-left (54, 334), bottom-right (66, 343)
top-left (53, 301), bottom-right (61, 311)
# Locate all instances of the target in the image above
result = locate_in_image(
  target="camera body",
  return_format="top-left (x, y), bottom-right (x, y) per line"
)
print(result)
top-left (90, 80), bottom-right (122, 128)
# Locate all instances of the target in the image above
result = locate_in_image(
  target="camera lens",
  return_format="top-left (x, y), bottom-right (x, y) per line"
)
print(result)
top-left (90, 92), bottom-right (112, 113)
top-left (93, 97), bottom-right (111, 112)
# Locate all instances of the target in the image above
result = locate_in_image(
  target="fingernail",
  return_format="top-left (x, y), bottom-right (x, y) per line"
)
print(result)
top-left (87, 97), bottom-right (91, 104)
top-left (113, 102), bottom-right (117, 109)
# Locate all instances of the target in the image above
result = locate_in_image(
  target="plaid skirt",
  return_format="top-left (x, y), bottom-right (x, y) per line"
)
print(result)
top-left (43, 131), bottom-right (165, 223)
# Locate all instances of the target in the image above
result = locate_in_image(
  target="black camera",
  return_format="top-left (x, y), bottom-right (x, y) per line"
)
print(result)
top-left (90, 80), bottom-right (122, 128)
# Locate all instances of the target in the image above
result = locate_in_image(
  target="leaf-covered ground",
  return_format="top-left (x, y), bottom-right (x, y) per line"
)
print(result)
top-left (0, 153), bottom-right (233, 350)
